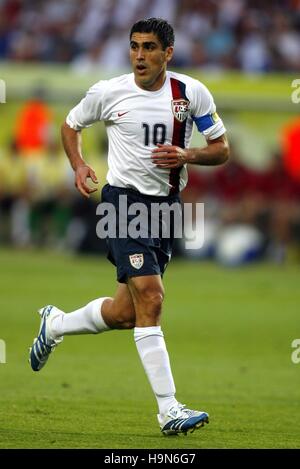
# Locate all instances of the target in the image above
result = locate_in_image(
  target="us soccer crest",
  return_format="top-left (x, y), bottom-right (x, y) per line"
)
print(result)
top-left (129, 253), bottom-right (144, 270)
top-left (171, 99), bottom-right (190, 122)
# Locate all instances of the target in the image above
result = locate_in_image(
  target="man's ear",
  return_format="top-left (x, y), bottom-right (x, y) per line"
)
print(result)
top-left (165, 46), bottom-right (174, 63)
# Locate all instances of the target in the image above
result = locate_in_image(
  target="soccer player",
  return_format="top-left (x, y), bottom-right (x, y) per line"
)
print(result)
top-left (29, 18), bottom-right (229, 435)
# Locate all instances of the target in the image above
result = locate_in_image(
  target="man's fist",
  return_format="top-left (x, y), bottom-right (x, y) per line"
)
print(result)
top-left (75, 164), bottom-right (98, 198)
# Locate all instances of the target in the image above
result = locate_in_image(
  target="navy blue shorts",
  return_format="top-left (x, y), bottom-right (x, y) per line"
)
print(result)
top-left (100, 184), bottom-right (181, 283)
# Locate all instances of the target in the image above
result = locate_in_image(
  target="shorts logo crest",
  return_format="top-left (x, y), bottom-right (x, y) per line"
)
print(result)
top-left (171, 99), bottom-right (190, 122)
top-left (129, 253), bottom-right (144, 269)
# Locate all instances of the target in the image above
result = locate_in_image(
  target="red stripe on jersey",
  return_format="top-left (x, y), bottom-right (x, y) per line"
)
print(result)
top-left (169, 78), bottom-right (187, 195)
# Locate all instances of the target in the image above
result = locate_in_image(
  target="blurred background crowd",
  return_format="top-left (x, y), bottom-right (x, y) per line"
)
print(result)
top-left (1, 0), bottom-right (300, 72)
top-left (1, 0), bottom-right (300, 266)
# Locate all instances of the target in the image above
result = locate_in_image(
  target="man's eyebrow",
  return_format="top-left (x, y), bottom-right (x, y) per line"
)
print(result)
top-left (130, 41), bottom-right (158, 47)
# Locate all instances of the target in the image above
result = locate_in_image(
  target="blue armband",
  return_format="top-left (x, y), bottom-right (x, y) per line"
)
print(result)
top-left (192, 112), bottom-right (219, 132)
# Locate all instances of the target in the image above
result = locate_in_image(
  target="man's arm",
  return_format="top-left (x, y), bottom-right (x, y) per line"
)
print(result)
top-left (151, 133), bottom-right (229, 168)
top-left (61, 121), bottom-right (98, 198)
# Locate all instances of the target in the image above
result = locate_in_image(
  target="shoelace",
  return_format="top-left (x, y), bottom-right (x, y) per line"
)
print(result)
top-left (178, 403), bottom-right (196, 417)
top-left (41, 312), bottom-right (62, 347)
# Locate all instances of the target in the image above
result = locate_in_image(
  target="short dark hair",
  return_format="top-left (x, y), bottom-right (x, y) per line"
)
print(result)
top-left (130, 18), bottom-right (175, 50)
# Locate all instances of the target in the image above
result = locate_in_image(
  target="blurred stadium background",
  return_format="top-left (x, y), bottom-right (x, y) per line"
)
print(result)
top-left (1, 0), bottom-right (300, 449)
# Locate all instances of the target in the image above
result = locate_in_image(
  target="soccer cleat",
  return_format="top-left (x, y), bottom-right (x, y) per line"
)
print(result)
top-left (157, 403), bottom-right (209, 436)
top-left (29, 305), bottom-right (64, 372)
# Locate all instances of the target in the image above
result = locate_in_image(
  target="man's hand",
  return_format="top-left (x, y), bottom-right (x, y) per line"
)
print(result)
top-left (75, 164), bottom-right (98, 198)
top-left (151, 134), bottom-right (229, 168)
top-left (152, 143), bottom-right (188, 168)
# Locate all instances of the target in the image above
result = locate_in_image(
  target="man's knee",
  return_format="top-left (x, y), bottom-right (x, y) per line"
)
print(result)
top-left (140, 289), bottom-right (164, 312)
top-left (129, 279), bottom-right (165, 320)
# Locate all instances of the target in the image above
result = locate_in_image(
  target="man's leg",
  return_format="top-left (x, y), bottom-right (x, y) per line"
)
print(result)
top-left (50, 283), bottom-right (136, 337)
top-left (127, 274), bottom-right (178, 416)
top-left (128, 274), bottom-right (209, 435)
top-left (101, 283), bottom-right (136, 330)
top-left (29, 283), bottom-right (135, 372)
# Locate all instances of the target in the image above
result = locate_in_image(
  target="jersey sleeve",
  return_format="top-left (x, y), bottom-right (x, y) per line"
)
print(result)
top-left (66, 81), bottom-right (108, 130)
top-left (189, 80), bottom-right (226, 140)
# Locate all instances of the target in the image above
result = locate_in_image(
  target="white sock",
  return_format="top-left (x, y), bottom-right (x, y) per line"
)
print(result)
top-left (50, 298), bottom-right (110, 337)
top-left (134, 326), bottom-right (178, 416)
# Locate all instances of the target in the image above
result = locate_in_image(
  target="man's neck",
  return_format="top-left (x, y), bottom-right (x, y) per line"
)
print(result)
top-left (135, 70), bottom-right (167, 92)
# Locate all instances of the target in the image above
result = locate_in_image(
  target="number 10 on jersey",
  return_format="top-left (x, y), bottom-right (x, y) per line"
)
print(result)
top-left (142, 123), bottom-right (166, 146)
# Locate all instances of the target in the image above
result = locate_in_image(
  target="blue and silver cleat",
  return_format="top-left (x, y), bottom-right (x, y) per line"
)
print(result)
top-left (29, 305), bottom-right (63, 372)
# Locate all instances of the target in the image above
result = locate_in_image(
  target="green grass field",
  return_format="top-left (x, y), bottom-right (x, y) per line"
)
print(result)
top-left (0, 248), bottom-right (299, 449)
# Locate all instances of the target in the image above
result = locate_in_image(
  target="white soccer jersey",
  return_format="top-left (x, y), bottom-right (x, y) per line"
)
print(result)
top-left (66, 71), bottom-right (226, 196)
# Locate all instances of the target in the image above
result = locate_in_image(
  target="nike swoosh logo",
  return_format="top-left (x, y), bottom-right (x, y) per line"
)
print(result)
top-left (118, 111), bottom-right (129, 117)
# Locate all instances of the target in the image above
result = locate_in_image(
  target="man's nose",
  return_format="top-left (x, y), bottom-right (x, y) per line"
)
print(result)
top-left (136, 48), bottom-right (145, 60)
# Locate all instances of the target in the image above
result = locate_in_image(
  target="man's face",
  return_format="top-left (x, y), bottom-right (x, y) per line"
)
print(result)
top-left (130, 32), bottom-right (173, 91)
